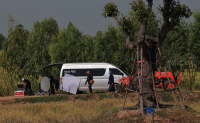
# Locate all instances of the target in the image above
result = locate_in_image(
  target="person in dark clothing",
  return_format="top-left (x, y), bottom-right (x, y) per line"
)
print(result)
top-left (108, 71), bottom-right (115, 92)
top-left (85, 71), bottom-right (93, 93)
top-left (54, 78), bottom-right (59, 94)
top-left (22, 78), bottom-right (32, 96)
top-left (48, 73), bottom-right (55, 95)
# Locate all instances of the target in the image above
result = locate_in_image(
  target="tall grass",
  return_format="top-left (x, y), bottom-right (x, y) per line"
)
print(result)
top-left (181, 71), bottom-right (200, 90)
top-left (0, 98), bottom-right (136, 123)
top-left (0, 50), bottom-right (14, 96)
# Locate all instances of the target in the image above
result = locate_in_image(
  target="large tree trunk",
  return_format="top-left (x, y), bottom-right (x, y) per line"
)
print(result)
top-left (139, 42), bottom-right (157, 108)
top-left (136, 0), bottom-right (157, 108)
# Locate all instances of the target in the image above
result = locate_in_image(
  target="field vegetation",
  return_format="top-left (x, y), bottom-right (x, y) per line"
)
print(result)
top-left (0, 1), bottom-right (200, 122)
top-left (1, 11), bottom-right (200, 95)
top-left (0, 92), bottom-right (200, 123)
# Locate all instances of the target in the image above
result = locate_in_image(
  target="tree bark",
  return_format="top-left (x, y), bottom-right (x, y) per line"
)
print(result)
top-left (139, 42), bottom-right (157, 108)
top-left (136, 0), bottom-right (157, 108)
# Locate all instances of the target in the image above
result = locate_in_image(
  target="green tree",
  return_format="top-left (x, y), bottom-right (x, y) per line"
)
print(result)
top-left (2, 20), bottom-right (29, 94)
top-left (0, 33), bottom-right (6, 49)
top-left (157, 20), bottom-right (190, 71)
top-left (23, 17), bottom-right (59, 87)
top-left (50, 21), bottom-right (82, 64)
top-left (102, 0), bottom-right (192, 110)
top-left (189, 11), bottom-right (200, 70)
top-left (50, 22), bottom-right (95, 78)
top-left (94, 25), bottom-right (135, 73)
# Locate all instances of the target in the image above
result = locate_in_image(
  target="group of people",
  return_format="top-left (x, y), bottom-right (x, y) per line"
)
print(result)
top-left (21, 73), bottom-right (59, 96)
top-left (85, 71), bottom-right (115, 93)
top-left (21, 71), bottom-right (114, 95)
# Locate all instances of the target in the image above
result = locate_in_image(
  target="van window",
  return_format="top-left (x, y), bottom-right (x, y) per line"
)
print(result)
top-left (109, 68), bottom-right (122, 75)
top-left (62, 68), bottom-right (106, 77)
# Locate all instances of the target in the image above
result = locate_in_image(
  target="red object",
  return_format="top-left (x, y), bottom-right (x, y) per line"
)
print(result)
top-left (118, 71), bottom-right (182, 90)
top-left (120, 77), bottom-right (130, 84)
top-left (118, 76), bottom-right (134, 85)
top-left (14, 91), bottom-right (24, 96)
top-left (118, 60), bottom-right (183, 90)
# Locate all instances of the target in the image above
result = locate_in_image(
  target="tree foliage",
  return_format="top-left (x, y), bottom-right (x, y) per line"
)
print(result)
top-left (189, 11), bottom-right (200, 70)
top-left (158, 0), bottom-right (192, 27)
top-left (24, 17), bottom-right (59, 78)
top-left (1, 1), bottom-right (199, 96)
top-left (0, 33), bottom-right (6, 49)
top-left (102, 2), bottom-right (120, 18)
top-left (130, 0), bottom-right (149, 22)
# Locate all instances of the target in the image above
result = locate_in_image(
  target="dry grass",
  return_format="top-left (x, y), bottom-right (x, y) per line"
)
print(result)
top-left (183, 71), bottom-right (200, 84)
top-left (187, 101), bottom-right (200, 112)
top-left (0, 98), bottom-right (137, 123)
top-left (0, 92), bottom-right (199, 123)
top-left (195, 72), bottom-right (200, 84)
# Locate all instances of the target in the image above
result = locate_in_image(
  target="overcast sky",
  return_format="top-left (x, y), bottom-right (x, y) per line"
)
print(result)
top-left (0, 0), bottom-right (199, 37)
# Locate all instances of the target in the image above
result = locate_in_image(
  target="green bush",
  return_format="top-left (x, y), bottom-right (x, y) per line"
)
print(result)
top-left (194, 83), bottom-right (200, 90)
top-left (179, 80), bottom-right (188, 89)
top-left (0, 84), bottom-right (6, 96)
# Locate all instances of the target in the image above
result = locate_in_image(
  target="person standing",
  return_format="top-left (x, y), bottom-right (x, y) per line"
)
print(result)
top-left (108, 71), bottom-right (115, 93)
top-left (54, 78), bottom-right (59, 94)
top-left (22, 78), bottom-right (32, 96)
top-left (85, 71), bottom-right (93, 93)
top-left (48, 73), bottom-right (55, 95)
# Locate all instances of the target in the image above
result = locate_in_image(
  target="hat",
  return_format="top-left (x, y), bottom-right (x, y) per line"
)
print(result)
top-left (22, 78), bottom-right (24, 81)
top-left (86, 71), bottom-right (90, 74)
top-left (109, 71), bottom-right (112, 74)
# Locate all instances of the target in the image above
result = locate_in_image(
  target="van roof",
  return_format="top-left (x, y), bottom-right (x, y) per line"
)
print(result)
top-left (62, 62), bottom-right (115, 66)
top-left (42, 62), bottom-right (119, 69)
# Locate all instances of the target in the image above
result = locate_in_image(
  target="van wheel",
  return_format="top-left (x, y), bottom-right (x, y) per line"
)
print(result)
top-left (114, 84), bottom-right (121, 93)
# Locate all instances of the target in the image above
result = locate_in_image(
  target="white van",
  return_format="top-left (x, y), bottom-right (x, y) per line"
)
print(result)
top-left (59, 63), bottom-right (129, 92)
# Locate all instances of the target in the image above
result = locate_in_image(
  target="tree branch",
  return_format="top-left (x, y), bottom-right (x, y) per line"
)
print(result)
top-left (114, 17), bottom-right (120, 27)
top-left (156, 0), bottom-right (171, 47)
top-left (114, 17), bottom-right (135, 49)
top-left (137, 0), bottom-right (153, 44)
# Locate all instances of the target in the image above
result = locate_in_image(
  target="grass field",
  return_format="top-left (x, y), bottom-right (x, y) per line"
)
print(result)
top-left (0, 94), bottom-right (137, 123)
top-left (0, 92), bottom-right (200, 123)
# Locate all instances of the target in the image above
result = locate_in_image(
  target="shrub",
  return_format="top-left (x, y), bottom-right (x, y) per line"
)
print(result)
top-left (179, 80), bottom-right (188, 89)
top-left (194, 83), bottom-right (200, 90)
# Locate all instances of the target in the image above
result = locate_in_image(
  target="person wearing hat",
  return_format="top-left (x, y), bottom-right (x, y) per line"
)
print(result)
top-left (85, 71), bottom-right (93, 93)
top-left (22, 78), bottom-right (32, 96)
top-left (108, 71), bottom-right (115, 93)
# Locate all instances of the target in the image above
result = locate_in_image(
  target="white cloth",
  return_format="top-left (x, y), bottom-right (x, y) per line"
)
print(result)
top-left (60, 74), bottom-right (80, 94)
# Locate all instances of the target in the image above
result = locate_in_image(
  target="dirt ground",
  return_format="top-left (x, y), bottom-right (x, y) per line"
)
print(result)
top-left (0, 90), bottom-right (199, 102)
